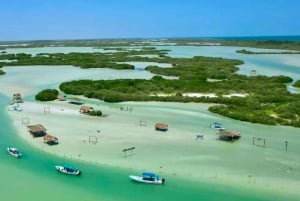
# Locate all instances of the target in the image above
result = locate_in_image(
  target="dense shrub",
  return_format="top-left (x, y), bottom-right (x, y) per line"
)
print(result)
top-left (89, 110), bottom-right (102, 116)
top-left (293, 80), bottom-right (300, 88)
top-left (0, 69), bottom-right (5, 75)
top-left (35, 89), bottom-right (59, 101)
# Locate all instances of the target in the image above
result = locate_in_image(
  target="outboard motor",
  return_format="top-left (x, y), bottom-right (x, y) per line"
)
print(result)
top-left (162, 178), bottom-right (165, 184)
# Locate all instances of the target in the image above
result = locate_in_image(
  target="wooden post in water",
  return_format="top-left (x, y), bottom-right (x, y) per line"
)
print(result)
top-left (122, 147), bottom-right (135, 158)
top-left (44, 107), bottom-right (50, 114)
top-left (253, 137), bottom-right (266, 148)
top-left (22, 117), bottom-right (30, 125)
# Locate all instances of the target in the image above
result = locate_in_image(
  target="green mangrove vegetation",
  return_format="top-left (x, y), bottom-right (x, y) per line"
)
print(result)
top-left (236, 49), bottom-right (300, 54)
top-left (35, 89), bottom-right (59, 101)
top-left (293, 80), bottom-right (300, 88)
top-left (167, 39), bottom-right (300, 51)
top-left (1, 37), bottom-right (300, 51)
top-left (89, 110), bottom-right (103, 117)
top-left (0, 62), bottom-right (5, 75)
top-left (2, 40), bottom-right (299, 127)
top-left (0, 48), bottom-right (170, 70)
top-left (56, 51), bottom-right (300, 127)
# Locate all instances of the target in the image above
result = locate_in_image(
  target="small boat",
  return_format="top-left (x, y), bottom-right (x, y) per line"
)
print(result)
top-left (210, 122), bottom-right (225, 131)
top-left (55, 165), bottom-right (81, 176)
top-left (8, 104), bottom-right (22, 112)
top-left (129, 172), bottom-right (165, 185)
top-left (7, 146), bottom-right (22, 158)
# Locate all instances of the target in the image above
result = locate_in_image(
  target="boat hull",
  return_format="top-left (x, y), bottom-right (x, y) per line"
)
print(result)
top-left (55, 165), bottom-right (81, 176)
top-left (210, 122), bottom-right (225, 131)
top-left (7, 147), bottom-right (21, 158)
top-left (129, 175), bottom-right (164, 185)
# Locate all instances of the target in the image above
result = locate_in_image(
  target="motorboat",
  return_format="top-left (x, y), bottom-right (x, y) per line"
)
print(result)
top-left (7, 146), bottom-right (22, 158)
top-left (8, 104), bottom-right (22, 112)
top-left (129, 172), bottom-right (165, 185)
top-left (210, 122), bottom-right (225, 131)
top-left (55, 165), bottom-right (81, 176)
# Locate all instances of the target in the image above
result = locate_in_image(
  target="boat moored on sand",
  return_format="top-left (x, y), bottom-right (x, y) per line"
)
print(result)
top-left (129, 172), bottom-right (165, 185)
top-left (7, 146), bottom-right (22, 158)
top-left (55, 165), bottom-right (81, 176)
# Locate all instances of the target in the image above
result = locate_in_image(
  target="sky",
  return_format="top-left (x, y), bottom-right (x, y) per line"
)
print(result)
top-left (1, 0), bottom-right (300, 41)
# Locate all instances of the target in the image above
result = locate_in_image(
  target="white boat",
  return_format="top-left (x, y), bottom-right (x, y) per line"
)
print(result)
top-left (129, 172), bottom-right (165, 185)
top-left (8, 106), bottom-right (22, 111)
top-left (55, 165), bottom-right (81, 176)
top-left (210, 122), bottom-right (225, 131)
top-left (7, 146), bottom-right (22, 158)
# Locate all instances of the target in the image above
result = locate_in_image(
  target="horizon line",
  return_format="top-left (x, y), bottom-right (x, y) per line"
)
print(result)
top-left (1, 34), bottom-right (300, 43)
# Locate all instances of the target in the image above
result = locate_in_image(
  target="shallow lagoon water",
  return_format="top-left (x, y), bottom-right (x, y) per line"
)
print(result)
top-left (156, 46), bottom-right (300, 81)
top-left (1, 94), bottom-right (300, 201)
top-left (1, 45), bottom-right (300, 200)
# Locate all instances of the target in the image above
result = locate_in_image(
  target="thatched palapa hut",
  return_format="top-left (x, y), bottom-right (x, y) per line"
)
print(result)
top-left (27, 124), bottom-right (47, 137)
top-left (155, 123), bottom-right (168, 131)
top-left (12, 93), bottom-right (23, 103)
top-left (43, 134), bottom-right (58, 145)
top-left (218, 131), bottom-right (241, 141)
top-left (79, 105), bottom-right (94, 114)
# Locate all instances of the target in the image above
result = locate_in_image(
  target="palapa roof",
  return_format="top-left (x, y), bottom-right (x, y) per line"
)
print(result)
top-left (13, 93), bottom-right (21, 97)
top-left (218, 130), bottom-right (240, 137)
top-left (80, 106), bottom-right (93, 110)
top-left (27, 124), bottom-right (47, 133)
top-left (43, 134), bottom-right (58, 143)
top-left (155, 122), bottom-right (168, 128)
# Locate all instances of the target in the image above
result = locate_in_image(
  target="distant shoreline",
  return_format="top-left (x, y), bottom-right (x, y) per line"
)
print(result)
top-left (1, 35), bottom-right (300, 44)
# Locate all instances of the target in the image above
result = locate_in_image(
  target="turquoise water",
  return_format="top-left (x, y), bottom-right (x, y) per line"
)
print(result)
top-left (156, 46), bottom-right (300, 81)
top-left (0, 100), bottom-right (298, 201)
top-left (1, 45), bottom-right (300, 200)
top-left (1, 94), bottom-right (300, 200)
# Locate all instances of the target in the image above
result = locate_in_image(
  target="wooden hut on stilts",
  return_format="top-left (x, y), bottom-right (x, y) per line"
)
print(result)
top-left (218, 131), bottom-right (241, 142)
top-left (27, 124), bottom-right (47, 137)
top-left (12, 93), bottom-right (24, 104)
top-left (43, 134), bottom-right (59, 145)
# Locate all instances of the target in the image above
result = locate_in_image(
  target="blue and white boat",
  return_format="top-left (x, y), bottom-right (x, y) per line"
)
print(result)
top-left (210, 122), bottom-right (225, 131)
top-left (55, 164), bottom-right (81, 176)
top-left (7, 146), bottom-right (22, 158)
top-left (129, 172), bottom-right (165, 184)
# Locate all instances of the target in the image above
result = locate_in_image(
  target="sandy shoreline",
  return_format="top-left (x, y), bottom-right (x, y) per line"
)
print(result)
top-left (8, 99), bottom-right (214, 173)
top-left (5, 97), bottom-right (300, 194)
top-left (1, 64), bottom-right (300, 196)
